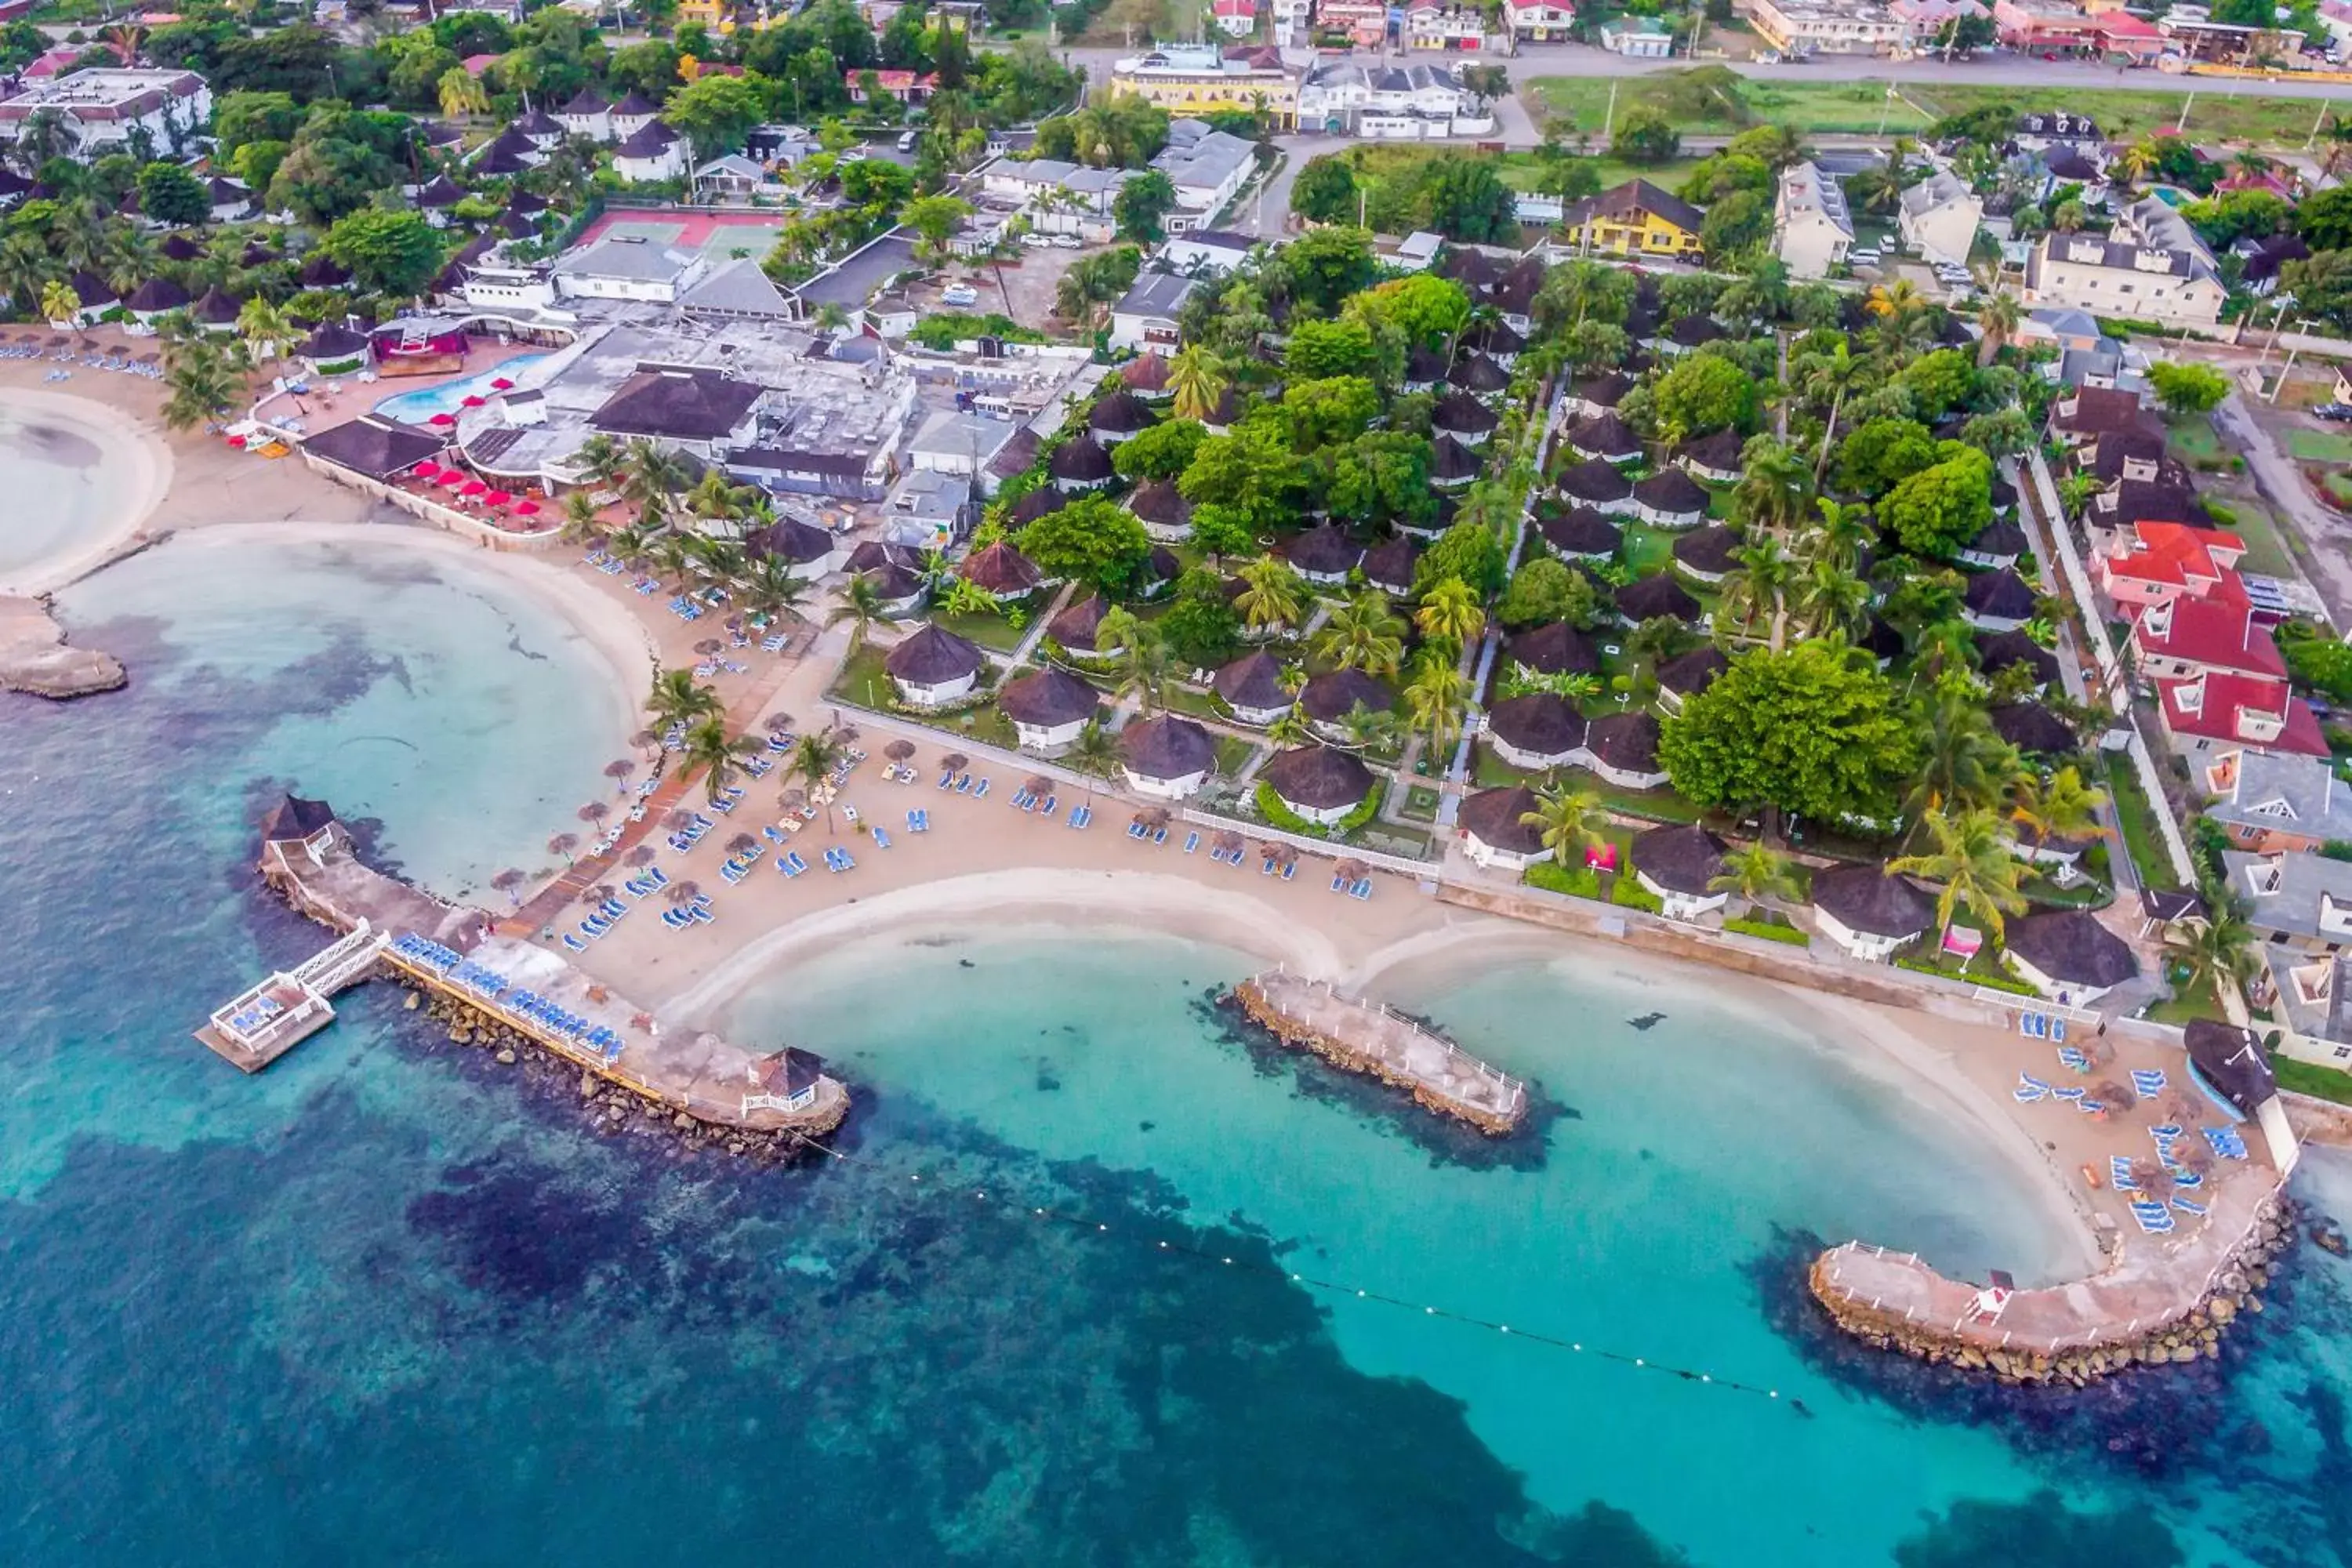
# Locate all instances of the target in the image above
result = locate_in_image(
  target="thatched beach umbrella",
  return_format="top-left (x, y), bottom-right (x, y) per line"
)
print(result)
top-left (2130, 1158), bottom-right (2174, 1203)
top-left (695, 637), bottom-right (724, 657)
top-left (1337, 858), bottom-right (1370, 883)
top-left (884, 739), bottom-right (916, 763)
top-left (663, 808), bottom-right (696, 833)
top-left (1025, 774), bottom-right (1053, 797)
top-left (765, 712), bottom-right (795, 734)
top-left (604, 759), bottom-right (635, 788)
top-left (588, 884), bottom-right (619, 906)
top-left (1140, 805), bottom-right (1172, 829)
top-left (2092, 1079), bottom-right (2135, 1115)
top-left (779, 786), bottom-right (808, 816)
top-left (666, 880), bottom-right (702, 906)
top-left (547, 832), bottom-right (579, 862)
top-left (632, 728), bottom-right (661, 752)
top-left (490, 868), bottom-right (526, 906)
top-left (626, 845), bottom-right (657, 868)
top-left (2164, 1091), bottom-right (2201, 1127)
top-left (728, 832), bottom-right (760, 857)
top-left (941, 753), bottom-right (970, 773)
top-left (578, 800), bottom-right (610, 826)
top-left (1215, 829), bottom-right (1245, 856)
top-left (2177, 1142), bottom-right (2215, 1177)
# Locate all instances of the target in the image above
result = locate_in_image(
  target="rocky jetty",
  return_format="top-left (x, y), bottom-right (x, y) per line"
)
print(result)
top-left (0, 594), bottom-right (123, 699)
top-left (405, 986), bottom-right (840, 1163)
top-left (1809, 1198), bottom-right (2302, 1387)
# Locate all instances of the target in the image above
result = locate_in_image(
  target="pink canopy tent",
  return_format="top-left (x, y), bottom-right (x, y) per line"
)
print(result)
top-left (438, 470), bottom-right (469, 489)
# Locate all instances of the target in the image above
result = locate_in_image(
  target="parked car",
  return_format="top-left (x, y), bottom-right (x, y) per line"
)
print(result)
top-left (1020, 231), bottom-right (1053, 249)
top-left (1051, 234), bottom-right (1082, 249)
top-left (942, 284), bottom-right (979, 307)
top-left (2314, 403), bottom-right (2352, 423)
top-left (896, 130), bottom-right (920, 152)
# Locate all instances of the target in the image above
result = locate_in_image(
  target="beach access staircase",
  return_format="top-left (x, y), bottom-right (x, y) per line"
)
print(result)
top-left (1230, 967), bottom-right (1526, 1136)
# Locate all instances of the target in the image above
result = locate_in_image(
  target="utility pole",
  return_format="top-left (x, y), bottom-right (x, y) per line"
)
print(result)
top-left (1602, 78), bottom-right (1617, 140)
top-left (1877, 83), bottom-right (1893, 136)
top-left (2176, 89), bottom-right (2194, 136)
top-left (2274, 319), bottom-right (2313, 404)
top-left (2307, 98), bottom-right (2330, 153)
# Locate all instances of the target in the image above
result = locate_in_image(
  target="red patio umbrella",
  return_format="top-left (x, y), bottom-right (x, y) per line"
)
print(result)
top-left (428, 412), bottom-right (456, 426)
top-left (484, 489), bottom-right (513, 506)
top-left (459, 479), bottom-right (488, 497)
top-left (512, 499), bottom-right (540, 516)
top-left (490, 376), bottom-right (514, 390)
top-left (439, 470), bottom-right (469, 489)
top-left (412, 461), bottom-right (441, 481)
top-left (225, 434), bottom-right (245, 448)
top-left (461, 394), bottom-right (487, 407)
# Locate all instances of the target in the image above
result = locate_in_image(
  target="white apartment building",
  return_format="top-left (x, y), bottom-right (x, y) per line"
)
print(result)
top-left (1744, 0), bottom-right (1906, 53)
top-left (1294, 60), bottom-right (1494, 137)
top-left (0, 69), bottom-right (211, 157)
top-left (1152, 123), bottom-right (1259, 230)
top-left (2022, 231), bottom-right (2227, 328)
top-left (1773, 160), bottom-right (1853, 278)
top-left (1896, 168), bottom-right (1983, 267)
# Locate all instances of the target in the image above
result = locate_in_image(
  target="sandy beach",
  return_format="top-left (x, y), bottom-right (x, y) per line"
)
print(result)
top-left (0, 386), bottom-right (174, 597)
top-left (2, 343), bottom-right (2270, 1300)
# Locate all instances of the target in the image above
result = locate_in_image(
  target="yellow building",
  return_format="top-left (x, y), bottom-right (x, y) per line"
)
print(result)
top-left (1558, 180), bottom-right (1706, 258)
top-left (1107, 45), bottom-right (1299, 129)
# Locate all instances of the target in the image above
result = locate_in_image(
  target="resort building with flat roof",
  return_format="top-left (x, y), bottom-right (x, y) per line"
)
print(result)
top-left (1109, 44), bottom-right (1300, 128)
top-left (0, 67), bottom-right (210, 155)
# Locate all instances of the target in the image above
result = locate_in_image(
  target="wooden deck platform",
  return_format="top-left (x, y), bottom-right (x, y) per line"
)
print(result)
top-left (194, 923), bottom-right (387, 1073)
top-left (1231, 968), bottom-right (1526, 1135)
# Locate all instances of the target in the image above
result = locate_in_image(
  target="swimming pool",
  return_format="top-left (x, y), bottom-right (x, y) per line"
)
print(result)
top-left (373, 354), bottom-right (551, 423)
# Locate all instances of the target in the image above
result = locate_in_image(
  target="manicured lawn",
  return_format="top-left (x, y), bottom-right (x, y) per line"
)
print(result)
top-left (1621, 524), bottom-right (1678, 577)
top-left (832, 645), bottom-right (895, 710)
top-left (2206, 496), bottom-right (2298, 579)
top-left (2101, 760), bottom-right (2183, 894)
top-left (1530, 71), bottom-right (2336, 151)
top-left (2274, 1051), bottom-right (2352, 1107)
top-left (2326, 473), bottom-right (2352, 509)
top-left (2145, 969), bottom-right (2230, 1027)
top-left (2286, 430), bottom-right (2352, 463)
top-left (1160, 683), bottom-right (1225, 720)
top-left (1493, 151), bottom-right (1704, 196)
top-left (1213, 735), bottom-right (1258, 777)
top-left (933, 609), bottom-right (1028, 653)
top-left (2165, 416), bottom-right (2224, 466)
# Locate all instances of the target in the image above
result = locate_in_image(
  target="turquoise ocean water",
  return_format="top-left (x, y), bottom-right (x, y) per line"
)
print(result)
top-left (5, 523), bottom-right (2352, 1565)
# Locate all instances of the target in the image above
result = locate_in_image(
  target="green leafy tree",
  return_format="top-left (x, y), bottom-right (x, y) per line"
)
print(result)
top-left (1110, 418), bottom-right (1206, 483)
top-left (136, 162), bottom-right (208, 225)
top-left (1495, 557), bottom-right (1597, 630)
top-left (1414, 519), bottom-right (1506, 598)
top-left (1896, 349), bottom-right (1977, 420)
top-left (1659, 641), bottom-right (1917, 822)
top-left (1699, 188), bottom-right (1770, 260)
top-left (1881, 448), bottom-right (1994, 558)
top-left (1422, 157), bottom-right (1517, 243)
top-left (1158, 569), bottom-right (1243, 668)
top-left (1112, 169), bottom-right (1178, 244)
top-left (1283, 317), bottom-right (1381, 381)
top-left (1273, 226), bottom-right (1377, 316)
top-left (1016, 495), bottom-right (1152, 597)
top-left (1650, 353), bottom-right (1758, 441)
top-left (1352, 272), bottom-right (1472, 350)
top-left (319, 208), bottom-right (443, 297)
top-left (662, 73), bottom-right (766, 161)
top-left (2147, 360), bottom-right (2230, 417)
top-left (1189, 503), bottom-right (1257, 564)
top-left (1836, 417), bottom-right (1939, 499)
top-left (1289, 154), bottom-right (1358, 225)
top-left (1283, 376), bottom-right (1381, 449)
top-left (902, 193), bottom-right (974, 261)
top-left (1612, 107), bottom-right (1680, 165)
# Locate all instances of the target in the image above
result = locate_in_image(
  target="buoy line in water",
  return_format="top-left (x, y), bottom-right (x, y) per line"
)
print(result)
top-left (779, 1131), bottom-right (1807, 1414)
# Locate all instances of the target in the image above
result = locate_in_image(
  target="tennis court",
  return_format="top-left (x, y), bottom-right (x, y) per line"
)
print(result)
top-left (575, 207), bottom-right (784, 262)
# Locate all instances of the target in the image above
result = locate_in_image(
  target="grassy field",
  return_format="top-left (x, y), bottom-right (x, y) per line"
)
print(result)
top-left (2102, 757), bottom-right (2183, 894)
top-left (2286, 429), bottom-right (2352, 463)
top-left (2167, 416), bottom-right (2226, 467)
top-left (2274, 1051), bottom-right (2352, 1107)
top-left (2209, 496), bottom-right (2299, 578)
top-left (1528, 71), bottom-right (2336, 150)
top-left (1492, 153), bottom-right (1704, 195)
top-left (1621, 522), bottom-right (1679, 577)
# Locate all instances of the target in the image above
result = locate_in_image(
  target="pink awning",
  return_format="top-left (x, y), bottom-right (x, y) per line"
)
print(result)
top-left (489, 376), bottom-right (514, 390)
top-left (439, 470), bottom-right (470, 488)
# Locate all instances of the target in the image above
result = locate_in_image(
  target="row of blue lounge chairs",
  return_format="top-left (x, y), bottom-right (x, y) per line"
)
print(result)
top-left (941, 771), bottom-right (990, 797)
top-left (2020, 1011), bottom-right (2069, 1042)
top-left (1127, 820), bottom-right (1168, 845)
top-left (902, 809), bottom-right (931, 833)
top-left (393, 933), bottom-right (463, 973)
top-left (662, 895), bottom-right (714, 931)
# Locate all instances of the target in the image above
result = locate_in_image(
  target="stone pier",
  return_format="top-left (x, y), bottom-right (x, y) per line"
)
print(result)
top-left (1230, 968), bottom-right (1526, 1135)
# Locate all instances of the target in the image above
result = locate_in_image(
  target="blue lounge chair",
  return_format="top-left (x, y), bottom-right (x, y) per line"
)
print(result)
top-left (1352, 879), bottom-right (1374, 901)
top-left (1281, 860), bottom-right (1296, 880)
top-left (2132, 1069), bottom-right (2169, 1097)
top-left (781, 851), bottom-right (808, 877)
top-left (1330, 872), bottom-right (1347, 891)
top-left (1261, 855), bottom-right (1276, 875)
top-left (563, 934), bottom-right (588, 953)
top-left (1183, 831), bottom-right (1200, 854)
top-left (2052, 1018), bottom-right (2067, 1044)
top-left (2020, 1012), bottom-right (2044, 1037)
top-left (873, 828), bottom-right (892, 849)
top-left (2172, 1196), bottom-right (2209, 1217)
top-left (1152, 826), bottom-right (1168, 845)
top-left (973, 778), bottom-right (989, 799)
top-left (2111, 1156), bottom-right (2139, 1189)
top-left (1128, 820), bottom-right (1147, 839)
top-left (1040, 796), bottom-right (1058, 818)
top-left (2053, 1084), bottom-right (2085, 1102)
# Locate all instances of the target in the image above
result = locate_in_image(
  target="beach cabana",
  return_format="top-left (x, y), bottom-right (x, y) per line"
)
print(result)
top-left (1287, 523), bottom-right (1362, 586)
top-left (1214, 651), bottom-right (1292, 727)
top-left (259, 793), bottom-right (341, 866)
top-left (1676, 430), bottom-right (1744, 485)
top-left (1570, 412), bottom-right (1642, 466)
top-left (1049, 435), bottom-right (1116, 493)
top-left (1120, 713), bottom-right (1217, 799)
top-left (1299, 668), bottom-right (1396, 739)
top-left (1635, 468), bottom-right (1711, 530)
top-left (1653, 646), bottom-right (1726, 715)
top-left (1632, 824), bottom-right (1730, 922)
top-left (1432, 389), bottom-right (1500, 446)
top-left (1047, 593), bottom-right (1113, 661)
top-left (1584, 711), bottom-right (1668, 789)
top-left (1809, 864), bottom-right (1933, 961)
top-left (301, 415), bottom-right (447, 482)
top-left (1448, 352), bottom-right (1510, 398)
top-left (1482, 692), bottom-right (1584, 771)
top-left (2183, 1018), bottom-right (2297, 1170)
top-left (1539, 506), bottom-right (1621, 561)
top-left (1088, 390), bottom-right (1153, 444)
top-left (1670, 524), bottom-right (1741, 584)
top-left (1558, 459), bottom-right (1635, 516)
top-left (1431, 434), bottom-right (1483, 492)
top-left (746, 517), bottom-right (842, 581)
top-left (959, 539), bottom-right (1047, 601)
top-left (1459, 784), bottom-right (1551, 871)
top-left (1991, 701), bottom-right (2078, 759)
top-left (1360, 535), bottom-right (1418, 598)
top-left (1126, 478), bottom-right (1193, 543)
top-left (1614, 575), bottom-right (1700, 629)
top-left (1977, 630), bottom-right (2060, 692)
top-left (884, 624), bottom-right (985, 708)
top-left (1508, 622), bottom-right (1598, 680)
top-left (1962, 568), bottom-right (2038, 632)
top-left (2002, 909), bottom-right (2138, 1007)
top-left (1261, 746), bottom-right (1376, 826)
top-left (1570, 372), bottom-right (1634, 418)
top-left (299, 321), bottom-right (372, 376)
top-left (997, 667), bottom-right (1100, 753)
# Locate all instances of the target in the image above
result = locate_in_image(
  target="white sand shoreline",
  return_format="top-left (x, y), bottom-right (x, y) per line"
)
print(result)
top-left (0, 387), bottom-right (173, 597)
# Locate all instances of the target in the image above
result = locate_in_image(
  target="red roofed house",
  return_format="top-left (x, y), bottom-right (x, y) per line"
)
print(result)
top-left (2157, 670), bottom-right (2329, 758)
top-left (847, 69), bottom-right (940, 103)
top-left (1212, 0), bottom-right (1258, 34)
top-left (2131, 594), bottom-right (2287, 683)
top-left (2096, 521), bottom-right (2249, 617)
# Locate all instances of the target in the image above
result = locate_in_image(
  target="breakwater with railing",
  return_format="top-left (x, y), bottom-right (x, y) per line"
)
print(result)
top-left (1228, 967), bottom-right (1526, 1136)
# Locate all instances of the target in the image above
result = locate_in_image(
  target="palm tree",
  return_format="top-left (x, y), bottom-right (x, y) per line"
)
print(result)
top-left (646, 667), bottom-right (722, 731)
top-left (1314, 590), bottom-right (1406, 677)
top-left (1414, 578), bottom-right (1486, 650)
top-left (37, 278), bottom-right (78, 326)
top-left (560, 492), bottom-right (608, 547)
top-left (574, 433), bottom-right (628, 494)
top-left (2113, 136), bottom-right (2161, 189)
top-left (1800, 340), bottom-right (1864, 481)
top-left (2169, 895), bottom-right (2259, 1004)
top-left (1065, 720), bottom-right (1122, 782)
top-left (619, 438), bottom-right (694, 524)
top-left (2009, 764), bottom-right (2107, 850)
top-left (1519, 782), bottom-right (1610, 868)
top-left (439, 64), bottom-right (491, 121)
top-left (1719, 538), bottom-right (1795, 651)
top-left (1234, 556), bottom-right (1305, 634)
top-left (790, 728), bottom-right (845, 831)
top-left (1167, 344), bottom-right (1228, 423)
top-left (1796, 557), bottom-right (1870, 639)
top-left (1973, 292), bottom-right (2024, 369)
top-left (1709, 841), bottom-right (1802, 917)
top-left (680, 717), bottom-right (759, 800)
top-left (1907, 683), bottom-right (2018, 821)
top-left (1890, 805), bottom-right (2028, 942)
top-left (237, 295), bottom-right (296, 373)
top-left (1098, 609), bottom-right (1172, 713)
top-left (2050, 199), bottom-right (2087, 234)
top-left (826, 572), bottom-right (891, 654)
top-left (1734, 438), bottom-right (1813, 533)
top-left (1403, 655), bottom-right (1470, 752)
top-left (158, 332), bottom-right (244, 432)
top-left (1799, 497), bottom-right (1868, 572)
top-left (1864, 279), bottom-right (1926, 323)
top-left (1335, 700), bottom-right (1401, 751)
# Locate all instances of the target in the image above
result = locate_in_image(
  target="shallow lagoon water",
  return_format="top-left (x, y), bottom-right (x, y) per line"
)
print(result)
top-left (0, 401), bottom-right (135, 579)
top-left (3, 521), bottom-right (2350, 1564)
